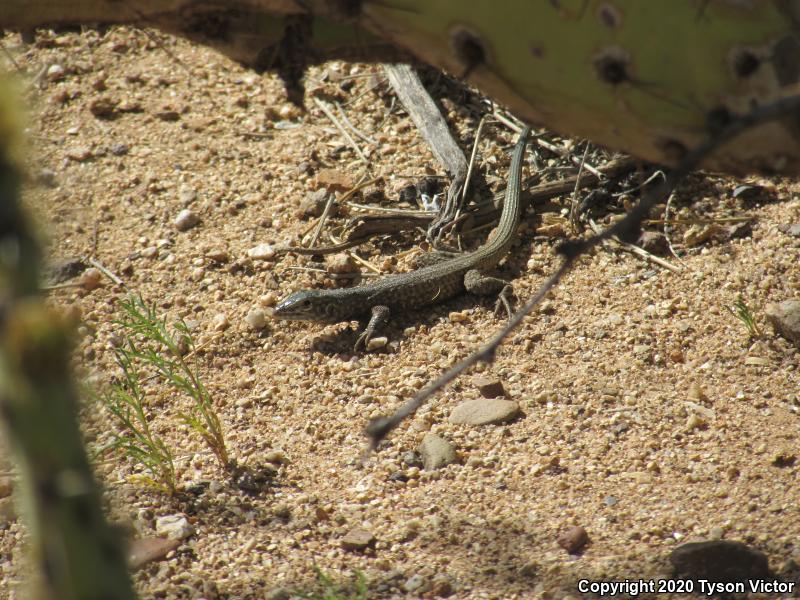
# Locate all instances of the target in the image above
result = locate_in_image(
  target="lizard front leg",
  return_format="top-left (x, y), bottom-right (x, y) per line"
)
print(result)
top-left (354, 305), bottom-right (390, 351)
top-left (463, 270), bottom-right (514, 319)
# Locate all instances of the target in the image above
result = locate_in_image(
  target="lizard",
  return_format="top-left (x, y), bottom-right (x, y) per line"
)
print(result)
top-left (272, 125), bottom-right (531, 350)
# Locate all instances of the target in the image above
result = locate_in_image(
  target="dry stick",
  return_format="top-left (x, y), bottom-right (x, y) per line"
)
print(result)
top-left (345, 203), bottom-right (429, 216)
top-left (306, 192), bottom-right (337, 248)
top-left (335, 101), bottom-right (378, 145)
top-left (348, 252), bottom-right (383, 275)
top-left (276, 237), bottom-right (370, 256)
top-left (613, 169), bottom-right (665, 198)
top-left (495, 110), bottom-right (606, 179)
top-left (662, 189), bottom-right (685, 263)
top-left (364, 93), bottom-right (800, 450)
top-left (282, 176), bottom-right (381, 253)
top-left (305, 173), bottom-right (374, 247)
top-left (647, 216), bottom-right (751, 225)
top-left (460, 115), bottom-right (490, 205)
top-left (588, 219), bottom-right (681, 273)
top-left (342, 75), bottom-right (388, 108)
top-left (449, 115), bottom-right (490, 251)
top-left (568, 142), bottom-right (591, 232)
top-left (312, 96), bottom-right (369, 165)
top-left (86, 257), bottom-right (126, 287)
top-left (383, 64), bottom-right (469, 241)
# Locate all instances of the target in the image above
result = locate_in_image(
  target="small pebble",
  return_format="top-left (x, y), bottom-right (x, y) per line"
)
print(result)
top-left (636, 230), bottom-right (669, 255)
top-left (341, 528), bottom-right (375, 551)
top-left (245, 309), bottom-right (267, 330)
top-left (264, 449), bottom-right (286, 464)
top-left (205, 249), bottom-right (230, 263)
top-left (557, 525), bottom-right (589, 554)
top-left (278, 103), bottom-right (302, 120)
top-left (316, 168), bottom-right (354, 192)
top-left (211, 313), bottom-right (229, 332)
top-left (686, 413), bottom-right (707, 431)
top-left (247, 243), bottom-right (276, 261)
top-left (47, 64), bottom-right (65, 81)
top-left (66, 146), bottom-right (92, 162)
top-left (155, 514), bottom-right (194, 540)
top-left (472, 375), bottom-right (506, 399)
top-left (448, 399), bottom-right (521, 425)
top-left (127, 537), bottom-right (180, 570)
top-left (174, 209), bottom-right (199, 232)
top-left (403, 574), bottom-right (427, 594)
top-left (109, 143), bottom-right (129, 156)
top-left (89, 96), bottom-right (117, 118)
top-left (402, 451), bottom-right (422, 467)
top-left (688, 382), bottom-right (708, 403)
top-left (78, 267), bottom-right (103, 291)
top-left (327, 253), bottom-right (357, 275)
top-left (178, 186), bottom-right (198, 205)
top-left (366, 336), bottom-right (388, 351)
top-left (298, 188), bottom-right (330, 218)
top-left (418, 433), bottom-right (457, 470)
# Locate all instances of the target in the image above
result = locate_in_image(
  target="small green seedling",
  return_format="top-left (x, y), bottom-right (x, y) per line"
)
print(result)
top-left (726, 295), bottom-right (761, 338)
top-left (99, 295), bottom-right (232, 492)
top-left (99, 347), bottom-right (178, 494)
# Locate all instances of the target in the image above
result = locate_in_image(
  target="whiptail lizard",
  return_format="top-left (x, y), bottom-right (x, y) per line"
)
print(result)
top-left (273, 126), bottom-right (531, 349)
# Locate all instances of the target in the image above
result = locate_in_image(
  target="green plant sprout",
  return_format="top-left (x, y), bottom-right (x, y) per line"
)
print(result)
top-left (726, 295), bottom-right (762, 339)
top-left (99, 295), bottom-right (232, 492)
top-left (99, 347), bottom-right (178, 494)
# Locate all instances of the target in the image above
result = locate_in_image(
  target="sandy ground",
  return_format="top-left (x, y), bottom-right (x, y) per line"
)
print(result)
top-left (1, 26), bottom-right (799, 600)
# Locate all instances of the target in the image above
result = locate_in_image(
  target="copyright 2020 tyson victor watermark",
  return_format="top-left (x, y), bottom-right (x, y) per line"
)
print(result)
top-left (578, 578), bottom-right (796, 596)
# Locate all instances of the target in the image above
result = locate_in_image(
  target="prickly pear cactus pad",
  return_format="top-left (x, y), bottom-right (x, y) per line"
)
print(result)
top-left (3, 0), bottom-right (800, 172)
top-left (362, 0), bottom-right (800, 173)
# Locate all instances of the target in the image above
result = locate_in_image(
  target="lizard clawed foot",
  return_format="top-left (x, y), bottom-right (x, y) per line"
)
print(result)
top-left (353, 305), bottom-right (390, 352)
top-left (353, 331), bottom-right (371, 352)
top-left (493, 285), bottom-right (514, 320)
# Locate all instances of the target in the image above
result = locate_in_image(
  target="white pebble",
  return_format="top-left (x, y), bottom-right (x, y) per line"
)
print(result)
top-left (366, 336), bottom-right (388, 351)
top-left (211, 313), bottom-right (229, 332)
top-left (155, 514), bottom-right (194, 540)
top-left (245, 309), bottom-right (267, 330)
top-left (174, 209), bottom-right (199, 232)
top-left (247, 243), bottom-right (276, 260)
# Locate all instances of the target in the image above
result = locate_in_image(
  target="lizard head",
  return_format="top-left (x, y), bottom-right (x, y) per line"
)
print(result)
top-left (272, 290), bottom-right (345, 323)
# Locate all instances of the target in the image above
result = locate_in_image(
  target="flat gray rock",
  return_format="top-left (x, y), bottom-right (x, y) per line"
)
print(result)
top-left (418, 433), bottom-right (456, 470)
top-left (341, 528), bottom-right (375, 551)
top-left (766, 299), bottom-right (800, 346)
top-left (448, 399), bottom-right (521, 425)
